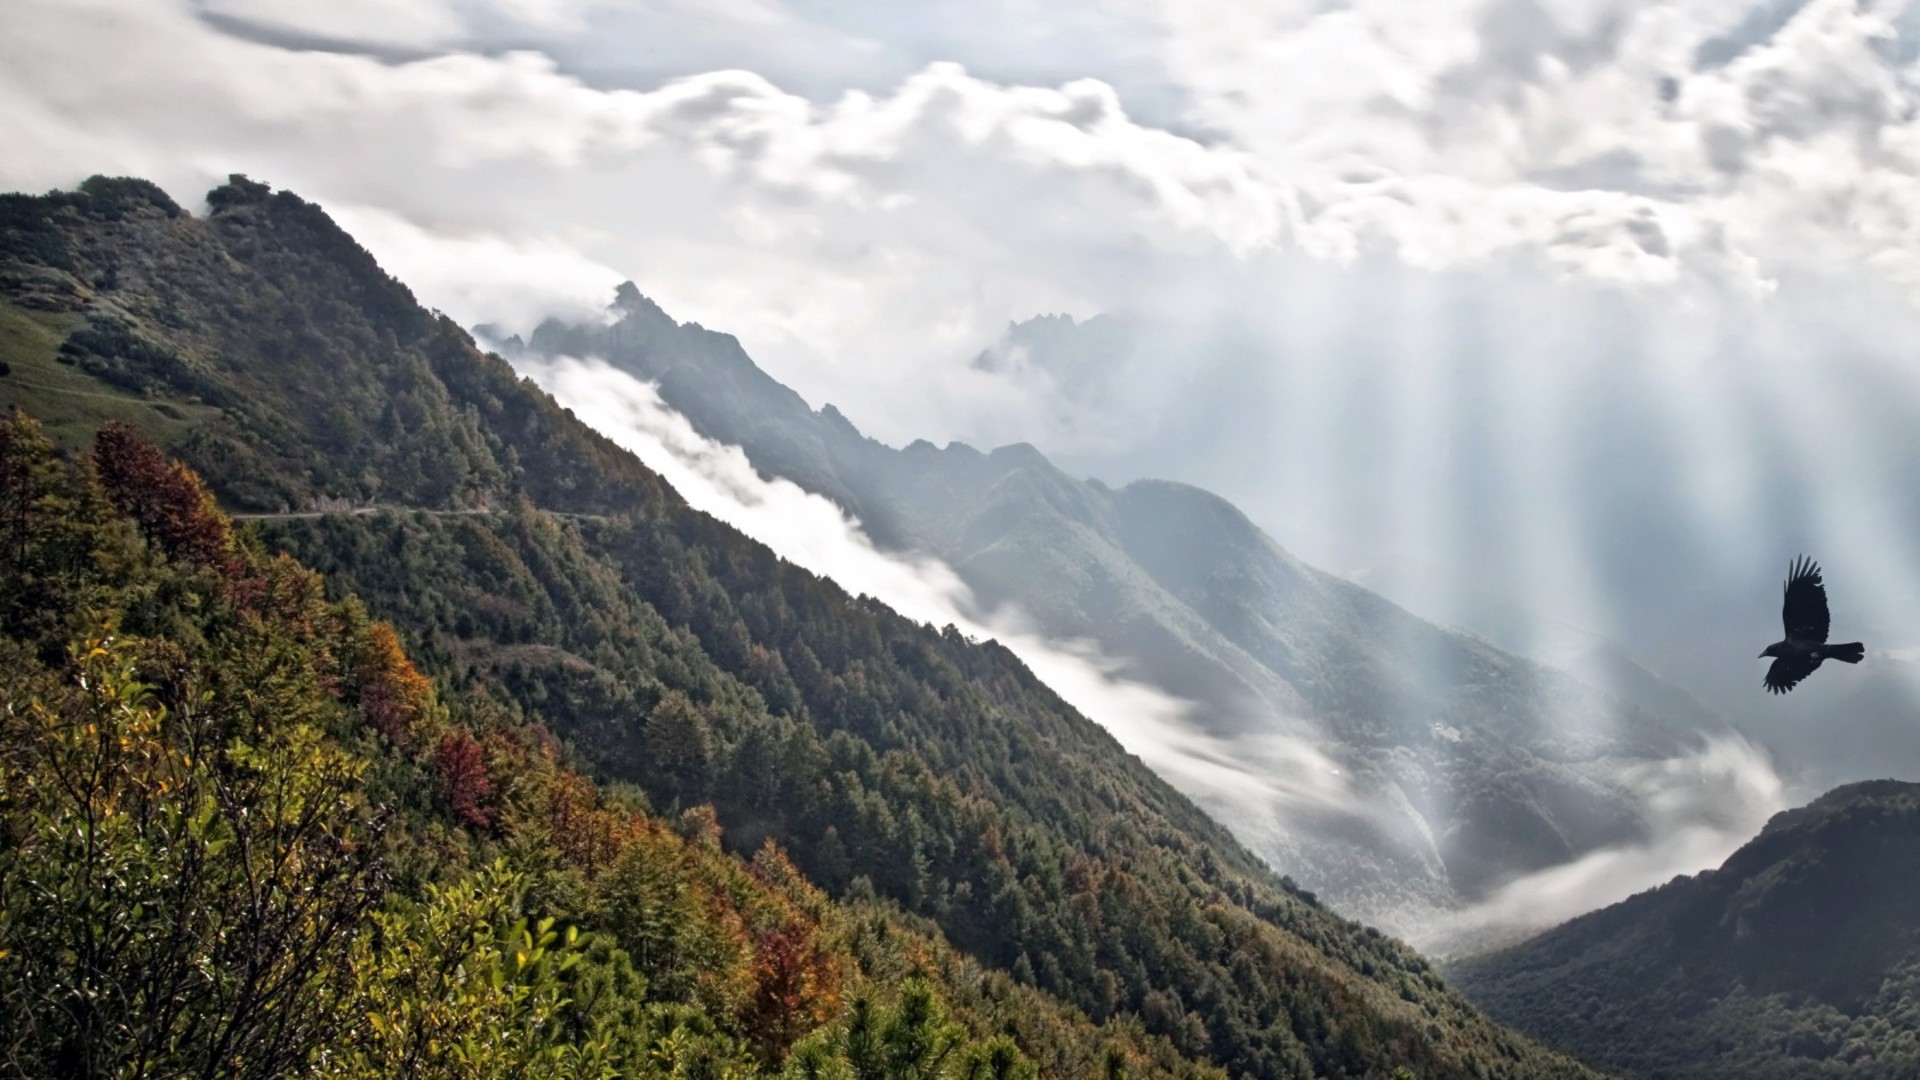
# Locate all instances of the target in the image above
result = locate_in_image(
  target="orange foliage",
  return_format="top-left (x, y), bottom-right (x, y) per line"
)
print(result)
top-left (229, 553), bottom-right (325, 626)
top-left (743, 843), bottom-right (846, 1059)
top-left (536, 767), bottom-right (632, 877)
top-left (357, 622), bottom-right (433, 747)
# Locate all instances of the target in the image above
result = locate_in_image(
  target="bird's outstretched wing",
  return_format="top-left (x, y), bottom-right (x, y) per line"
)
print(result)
top-left (1765, 654), bottom-right (1817, 694)
top-left (1782, 555), bottom-right (1830, 645)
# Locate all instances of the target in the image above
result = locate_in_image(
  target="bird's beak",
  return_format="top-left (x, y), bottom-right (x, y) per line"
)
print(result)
top-left (1757, 651), bottom-right (1767, 658)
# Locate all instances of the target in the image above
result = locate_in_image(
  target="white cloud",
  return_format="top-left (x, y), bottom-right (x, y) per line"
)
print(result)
top-left (329, 203), bottom-right (624, 329)
top-left (0, 0), bottom-right (1286, 441)
top-left (14, 0), bottom-right (1920, 454)
top-left (1147, 0), bottom-right (1920, 287)
top-left (1418, 734), bottom-right (1791, 954)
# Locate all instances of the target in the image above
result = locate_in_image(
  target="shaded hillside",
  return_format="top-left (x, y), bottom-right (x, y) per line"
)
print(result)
top-left (508, 284), bottom-right (1710, 932)
top-left (1450, 781), bottom-right (1920, 1078)
top-left (0, 175), bottom-right (1603, 1079)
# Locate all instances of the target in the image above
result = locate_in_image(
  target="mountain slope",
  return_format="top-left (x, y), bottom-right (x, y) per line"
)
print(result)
top-left (0, 175), bottom-right (1603, 1079)
top-left (0, 409), bottom-right (1216, 1079)
top-left (1449, 781), bottom-right (1920, 1078)
top-left (508, 284), bottom-right (1721, 935)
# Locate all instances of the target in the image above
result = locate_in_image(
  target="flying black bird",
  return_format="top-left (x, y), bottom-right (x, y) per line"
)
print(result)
top-left (1759, 556), bottom-right (1865, 694)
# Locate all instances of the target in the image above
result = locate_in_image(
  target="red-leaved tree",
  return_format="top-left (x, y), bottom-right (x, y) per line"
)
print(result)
top-left (433, 729), bottom-right (494, 829)
top-left (91, 421), bottom-right (231, 568)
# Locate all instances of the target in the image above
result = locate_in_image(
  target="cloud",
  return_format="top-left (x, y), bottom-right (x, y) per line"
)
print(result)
top-left (328, 203), bottom-right (624, 330)
top-left (1418, 733), bottom-right (1792, 954)
top-left (196, 0), bottom-right (464, 50)
top-left (1147, 0), bottom-right (1920, 285)
top-left (0, 0), bottom-right (1284, 442)
top-left (12, 0), bottom-right (1920, 457)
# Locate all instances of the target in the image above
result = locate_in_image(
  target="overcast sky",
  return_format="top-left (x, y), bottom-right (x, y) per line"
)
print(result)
top-left (6, 0), bottom-right (1920, 439)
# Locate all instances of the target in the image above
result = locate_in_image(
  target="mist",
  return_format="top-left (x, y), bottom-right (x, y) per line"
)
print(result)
top-left (1420, 734), bottom-right (1791, 956)
top-left (977, 262), bottom-right (1920, 789)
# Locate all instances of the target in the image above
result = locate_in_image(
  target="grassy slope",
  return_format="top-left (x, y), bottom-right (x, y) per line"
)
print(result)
top-left (0, 300), bottom-right (224, 449)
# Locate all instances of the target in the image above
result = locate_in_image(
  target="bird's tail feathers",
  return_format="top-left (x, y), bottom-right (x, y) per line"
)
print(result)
top-left (1828, 642), bottom-right (1866, 664)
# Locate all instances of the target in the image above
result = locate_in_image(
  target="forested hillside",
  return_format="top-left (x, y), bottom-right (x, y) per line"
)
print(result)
top-left (0, 409), bottom-right (1208, 1078)
top-left (1450, 781), bottom-right (1920, 1079)
top-left (0, 174), bottom-right (1602, 1078)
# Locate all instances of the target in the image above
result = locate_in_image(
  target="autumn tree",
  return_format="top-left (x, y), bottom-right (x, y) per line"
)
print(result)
top-left (91, 420), bottom-right (231, 568)
top-left (354, 621), bottom-right (434, 747)
top-left (434, 728), bottom-right (495, 829)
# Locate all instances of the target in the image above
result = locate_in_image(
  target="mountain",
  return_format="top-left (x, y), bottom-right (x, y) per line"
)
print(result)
top-left (0, 174), bottom-right (1604, 1078)
top-left (506, 283), bottom-right (1734, 939)
top-left (1448, 781), bottom-right (1920, 1078)
top-left (1527, 625), bottom-right (1724, 735)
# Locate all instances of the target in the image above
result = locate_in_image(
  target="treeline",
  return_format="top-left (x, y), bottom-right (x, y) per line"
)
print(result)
top-left (0, 410), bottom-right (1203, 1078)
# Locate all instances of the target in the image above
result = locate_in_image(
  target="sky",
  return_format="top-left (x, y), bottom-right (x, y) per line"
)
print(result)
top-left (6, 0), bottom-right (1920, 931)
top-left (9, 0), bottom-right (1920, 433)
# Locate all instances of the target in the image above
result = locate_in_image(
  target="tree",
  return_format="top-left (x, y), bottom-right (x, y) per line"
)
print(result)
top-left (0, 633), bottom-right (385, 1079)
top-left (0, 409), bottom-right (101, 646)
top-left (325, 862), bottom-right (595, 1080)
top-left (434, 729), bottom-right (495, 829)
top-left (644, 690), bottom-right (714, 807)
top-left (91, 421), bottom-right (232, 569)
top-left (846, 982), bottom-right (964, 1080)
top-left (355, 621), bottom-right (434, 747)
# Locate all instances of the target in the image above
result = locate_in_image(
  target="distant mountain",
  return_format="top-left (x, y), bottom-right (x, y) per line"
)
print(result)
top-left (1449, 781), bottom-right (1920, 1078)
top-left (0, 174), bottom-right (1605, 1080)
top-left (506, 285), bottom-right (1739, 938)
top-left (1528, 625), bottom-right (1724, 735)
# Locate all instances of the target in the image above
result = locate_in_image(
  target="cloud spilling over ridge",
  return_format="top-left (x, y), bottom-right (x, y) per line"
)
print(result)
top-left (518, 353), bottom-right (1372, 833)
top-left (1419, 734), bottom-right (1791, 954)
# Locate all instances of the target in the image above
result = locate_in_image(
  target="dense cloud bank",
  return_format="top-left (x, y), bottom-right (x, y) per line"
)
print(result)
top-left (9, 0), bottom-right (1920, 447)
